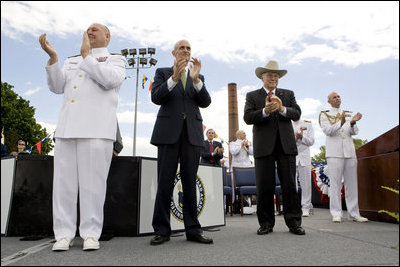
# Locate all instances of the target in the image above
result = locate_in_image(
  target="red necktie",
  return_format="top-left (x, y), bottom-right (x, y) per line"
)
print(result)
top-left (209, 142), bottom-right (214, 163)
top-left (268, 91), bottom-right (273, 101)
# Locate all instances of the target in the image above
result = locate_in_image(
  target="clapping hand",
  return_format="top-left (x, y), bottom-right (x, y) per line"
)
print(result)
top-left (264, 95), bottom-right (283, 114)
top-left (351, 112), bottom-right (362, 125)
top-left (189, 57), bottom-right (201, 84)
top-left (341, 111), bottom-right (347, 126)
top-left (172, 58), bottom-right (187, 82)
top-left (81, 31), bottom-right (90, 59)
top-left (39, 33), bottom-right (58, 64)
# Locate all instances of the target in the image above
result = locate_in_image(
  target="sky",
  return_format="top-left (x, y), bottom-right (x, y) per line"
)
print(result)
top-left (1, 1), bottom-right (399, 159)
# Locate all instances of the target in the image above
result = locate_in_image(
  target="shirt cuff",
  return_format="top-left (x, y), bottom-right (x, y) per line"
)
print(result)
top-left (193, 79), bottom-right (203, 92)
top-left (262, 109), bottom-right (269, 118)
top-left (167, 76), bottom-right (178, 91)
top-left (279, 106), bottom-right (287, 117)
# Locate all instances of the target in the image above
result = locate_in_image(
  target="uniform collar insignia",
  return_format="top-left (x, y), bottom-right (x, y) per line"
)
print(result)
top-left (96, 56), bottom-right (108, 62)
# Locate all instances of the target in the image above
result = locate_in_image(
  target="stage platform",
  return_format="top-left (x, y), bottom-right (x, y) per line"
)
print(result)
top-left (1, 208), bottom-right (398, 266)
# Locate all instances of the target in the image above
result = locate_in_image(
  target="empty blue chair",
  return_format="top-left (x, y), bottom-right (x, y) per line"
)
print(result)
top-left (232, 167), bottom-right (257, 216)
top-left (222, 167), bottom-right (233, 216)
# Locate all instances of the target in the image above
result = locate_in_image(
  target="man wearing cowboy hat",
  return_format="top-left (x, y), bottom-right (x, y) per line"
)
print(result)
top-left (244, 60), bottom-right (305, 236)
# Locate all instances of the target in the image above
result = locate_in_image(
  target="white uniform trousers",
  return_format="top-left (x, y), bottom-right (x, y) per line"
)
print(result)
top-left (296, 164), bottom-right (313, 212)
top-left (327, 157), bottom-right (361, 218)
top-left (53, 138), bottom-right (113, 240)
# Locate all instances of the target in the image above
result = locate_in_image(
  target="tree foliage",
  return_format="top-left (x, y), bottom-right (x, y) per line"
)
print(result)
top-left (311, 146), bottom-right (327, 163)
top-left (1, 81), bottom-right (53, 155)
top-left (311, 138), bottom-right (368, 163)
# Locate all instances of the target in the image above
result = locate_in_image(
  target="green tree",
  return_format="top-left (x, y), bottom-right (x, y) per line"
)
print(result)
top-left (311, 138), bottom-right (368, 163)
top-left (311, 145), bottom-right (327, 163)
top-left (1, 81), bottom-right (53, 155)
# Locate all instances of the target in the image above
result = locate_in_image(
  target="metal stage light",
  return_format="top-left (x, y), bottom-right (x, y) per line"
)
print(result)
top-left (121, 49), bottom-right (128, 57)
top-left (128, 58), bottom-right (135, 66)
top-left (139, 48), bottom-right (147, 56)
top-left (129, 49), bottom-right (137, 56)
top-left (149, 58), bottom-right (157, 66)
top-left (148, 48), bottom-right (156, 55)
top-left (139, 58), bottom-right (147, 65)
top-left (121, 47), bottom-right (157, 156)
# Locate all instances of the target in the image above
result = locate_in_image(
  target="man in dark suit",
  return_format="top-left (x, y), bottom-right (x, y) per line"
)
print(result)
top-left (150, 40), bottom-right (213, 245)
top-left (201, 128), bottom-right (224, 166)
top-left (243, 60), bottom-right (305, 236)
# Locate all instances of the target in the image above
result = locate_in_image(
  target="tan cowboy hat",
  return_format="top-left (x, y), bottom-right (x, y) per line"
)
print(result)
top-left (255, 60), bottom-right (287, 79)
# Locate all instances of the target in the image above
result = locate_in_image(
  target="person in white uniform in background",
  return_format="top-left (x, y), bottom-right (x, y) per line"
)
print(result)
top-left (230, 130), bottom-right (254, 213)
top-left (39, 23), bottom-right (126, 251)
top-left (319, 92), bottom-right (368, 223)
top-left (230, 130), bottom-right (254, 168)
top-left (292, 119), bottom-right (314, 217)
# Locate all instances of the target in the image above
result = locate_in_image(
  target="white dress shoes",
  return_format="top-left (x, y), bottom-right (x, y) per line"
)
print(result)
top-left (302, 210), bottom-right (310, 217)
top-left (349, 216), bottom-right (369, 222)
top-left (332, 216), bottom-right (342, 223)
top-left (83, 237), bottom-right (100, 251)
top-left (52, 238), bottom-right (74, 251)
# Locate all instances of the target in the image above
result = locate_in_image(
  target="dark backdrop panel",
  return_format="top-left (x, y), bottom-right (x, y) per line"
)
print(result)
top-left (103, 156), bottom-right (140, 236)
top-left (7, 155), bottom-right (54, 236)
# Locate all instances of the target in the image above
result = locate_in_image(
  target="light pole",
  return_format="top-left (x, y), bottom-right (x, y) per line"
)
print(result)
top-left (121, 48), bottom-right (157, 156)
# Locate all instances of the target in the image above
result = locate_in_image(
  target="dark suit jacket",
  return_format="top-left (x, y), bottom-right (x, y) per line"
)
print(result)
top-left (243, 88), bottom-right (301, 158)
top-left (150, 67), bottom-right (211, 147)
top-left (200, 140), bottom-right (223, 166)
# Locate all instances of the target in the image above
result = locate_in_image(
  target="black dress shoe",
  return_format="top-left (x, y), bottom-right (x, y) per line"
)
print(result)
top-left (150, 235), bottom-right (170, 245)
top-left (186, 234), bottom-right (213, 244)
top-left (257, 226), bottom-right (273, 235)
top-left (289, 226), bottom-right (306, 235)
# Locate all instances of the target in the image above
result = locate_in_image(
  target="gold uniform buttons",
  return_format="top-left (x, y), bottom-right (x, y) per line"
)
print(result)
top-left (73, 86), bottom-right (77, 89)
top-left (78, 75), bottom-right (83, 78)
top-left (71, 100), bottom-right (75, 103)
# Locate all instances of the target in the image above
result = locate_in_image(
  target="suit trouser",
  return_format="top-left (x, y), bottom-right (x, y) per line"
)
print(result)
top-left (53, 138), bottom-right (113, 240)
top-left (327, 157), bottom-right (360, 218)
top-left (255, 136), bottom-right (302, 229)
top-left (296, 164), bottom-right (313, 212)
top-left (152, 121), bottom-right (203, 237)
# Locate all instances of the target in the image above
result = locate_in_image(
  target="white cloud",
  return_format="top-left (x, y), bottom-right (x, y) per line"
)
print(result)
top-left (119, 135), bottom-right (157, 157)
top-left (1, 1), bottom-right (398, 67)
top-left (297, 98), bottom-right (323, 118)
top-left (23, 86), bottom-right (41, 97)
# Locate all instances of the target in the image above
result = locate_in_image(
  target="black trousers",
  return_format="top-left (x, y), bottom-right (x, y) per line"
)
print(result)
top-left (152, 121), bottom-right (203, 236)
top-left (254, 134), bottom-right (302, 229)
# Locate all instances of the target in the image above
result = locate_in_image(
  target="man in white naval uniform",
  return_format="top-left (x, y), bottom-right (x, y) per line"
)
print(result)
top-left (292, 119), bottom-right (314, 217)
top-left (319, 92), bottom-right (368, 223)
top-left (39, 23), bottom-right (126, 251)
top-left (230, 130), bottom-right (254, 168)
top-left (230, 130), bottom-right (254, 213)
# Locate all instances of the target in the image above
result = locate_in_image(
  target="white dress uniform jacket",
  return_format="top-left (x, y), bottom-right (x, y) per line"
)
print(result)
top-left (230, 139), bottom-right (254, 168)
top-left (319, 107), bottom-right (358, 158)
top-left (292, 120), bottom-right (315, 166)
top-left (46, 47), bottom-right (126, 140)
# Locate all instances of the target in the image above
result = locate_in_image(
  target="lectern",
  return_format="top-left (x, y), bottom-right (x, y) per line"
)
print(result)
top-left (356, 126), bottom-right (399, 223)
